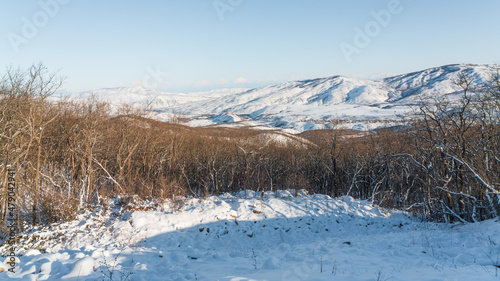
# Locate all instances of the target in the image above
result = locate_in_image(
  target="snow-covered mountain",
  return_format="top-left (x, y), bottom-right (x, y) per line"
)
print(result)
top-left (74, 87), bottom-right (250, 108)
top-left (76, 64), bottom-right (496, 131)
top-left (383, 64), bottom-right (492, 102)
top-left (171, 64), bottom-right (494, 130)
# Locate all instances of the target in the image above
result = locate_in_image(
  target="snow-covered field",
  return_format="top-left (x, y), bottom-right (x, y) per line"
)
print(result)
top-left (2, 190), bottom-right (500, 280)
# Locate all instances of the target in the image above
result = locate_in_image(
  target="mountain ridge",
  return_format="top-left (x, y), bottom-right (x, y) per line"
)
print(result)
top-left (75, 63), bottom-right (497, 131)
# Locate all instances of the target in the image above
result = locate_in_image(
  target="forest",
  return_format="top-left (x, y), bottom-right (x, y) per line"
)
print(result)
top-left (1, 64), bottom-right (499, 238)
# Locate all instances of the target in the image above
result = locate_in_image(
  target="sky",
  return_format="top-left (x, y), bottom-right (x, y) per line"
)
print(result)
top-left (1, 0), bottom-right (499, 94)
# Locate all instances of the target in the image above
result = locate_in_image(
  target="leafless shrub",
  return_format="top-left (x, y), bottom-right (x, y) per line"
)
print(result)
top-left (1, 64), bottom-right (499, 230)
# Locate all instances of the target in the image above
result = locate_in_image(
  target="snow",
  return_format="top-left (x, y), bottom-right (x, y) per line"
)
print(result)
top-left (209, 112), bottom-right (244, 124)
top-left (70, 87), bottom-right (250, 111)
top-left (164, 64), bottom-right (495, 131)
top-left (62, 257), bottom-right (95, 279)
top-left (65, 64), bottom-right (497, 132)
top-left (2, 190), bottom-right (500, 280)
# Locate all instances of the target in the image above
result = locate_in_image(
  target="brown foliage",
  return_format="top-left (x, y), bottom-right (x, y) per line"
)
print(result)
top-left (1, 65), bottom-right (499, 235)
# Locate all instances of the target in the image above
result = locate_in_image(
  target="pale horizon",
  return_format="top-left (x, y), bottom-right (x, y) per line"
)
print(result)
top-left (2, 1), bottom-right (499, 94)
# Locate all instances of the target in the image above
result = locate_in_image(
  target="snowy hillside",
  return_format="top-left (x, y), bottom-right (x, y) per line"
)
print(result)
top-left (171, 64), bottom-right (494, 131)
top-left (74, 64), bottom-right (496, 132)
top-left (2, 190), bottom-right (500, 280)
top-left (74, 87), bottom-right (250, 109)
top-left (383, 64), bottom-right (492, 102)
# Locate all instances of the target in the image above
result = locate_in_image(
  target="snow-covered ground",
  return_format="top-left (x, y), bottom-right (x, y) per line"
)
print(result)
top-left (2, 190), bottom-right (500, 280)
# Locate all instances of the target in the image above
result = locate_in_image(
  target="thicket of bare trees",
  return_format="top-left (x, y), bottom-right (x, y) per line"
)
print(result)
top-left (0, 65), bottom-right (499, 236)
top-left (406, 71), bottom-right (500, 222)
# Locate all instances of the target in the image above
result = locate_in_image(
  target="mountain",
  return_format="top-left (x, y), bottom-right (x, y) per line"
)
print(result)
top-left (383, 64), bottom-right (492, 102)
top-left (74, 87), bottom-right (250, 109)
top-left (171, 64), bottom-right (495, 131)
top-left (76, 64), bottom-right (496, 132)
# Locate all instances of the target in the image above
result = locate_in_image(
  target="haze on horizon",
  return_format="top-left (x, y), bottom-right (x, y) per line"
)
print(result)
top-left (1, 0), bottom-right (499, 94)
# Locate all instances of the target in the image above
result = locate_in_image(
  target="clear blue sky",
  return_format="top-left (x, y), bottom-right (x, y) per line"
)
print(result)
top-left (1, 0), bottom-right (499, 93)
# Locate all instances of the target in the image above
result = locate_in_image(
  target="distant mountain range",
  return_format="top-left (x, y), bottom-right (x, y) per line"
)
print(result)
top-left (75, 64), bottom-right (496, 132)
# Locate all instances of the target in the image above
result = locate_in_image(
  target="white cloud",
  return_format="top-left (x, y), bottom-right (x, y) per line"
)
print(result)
top-left (234, 77), bottom-right (247, 83)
